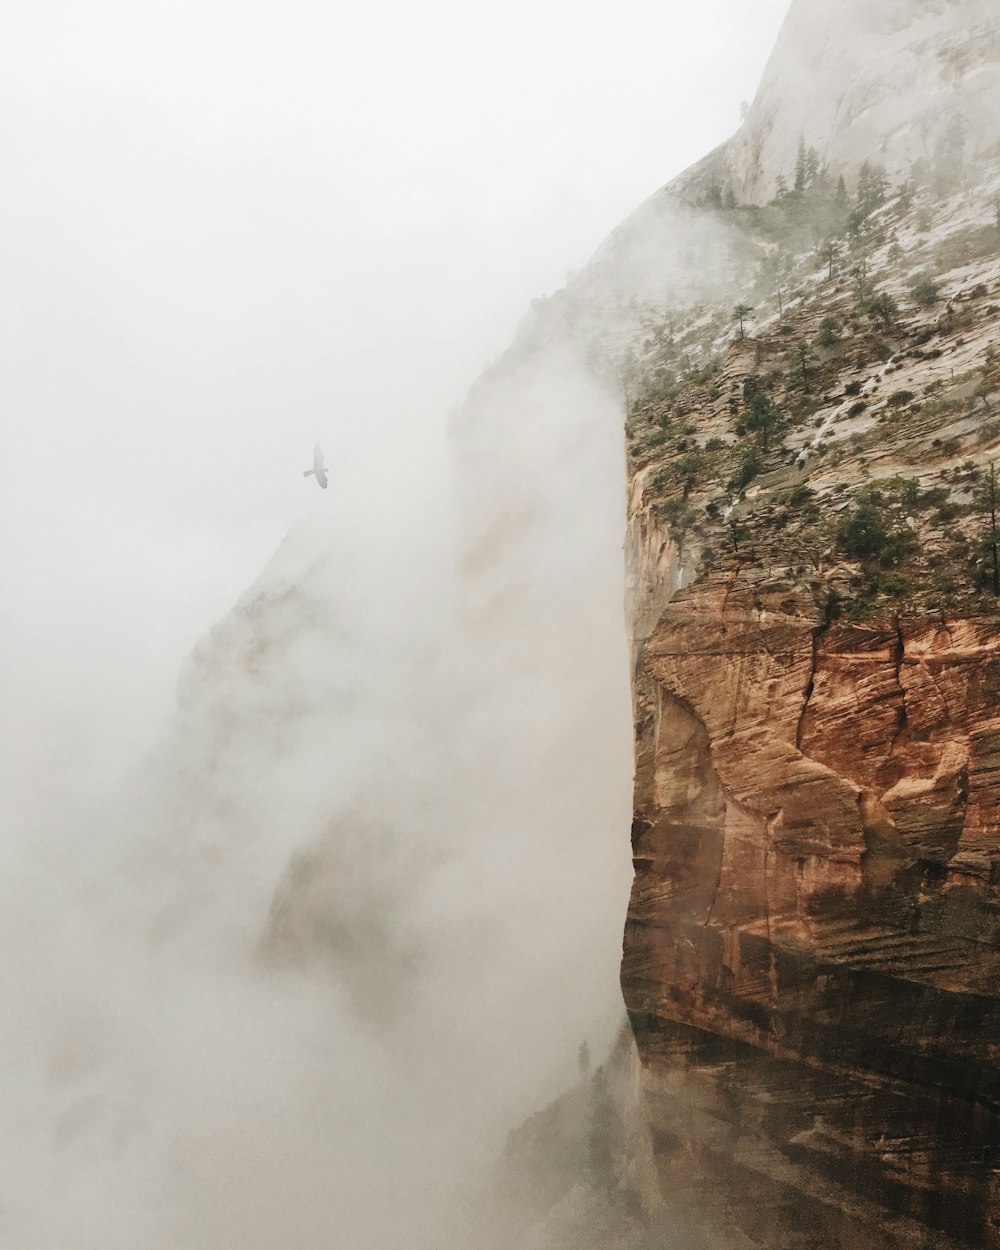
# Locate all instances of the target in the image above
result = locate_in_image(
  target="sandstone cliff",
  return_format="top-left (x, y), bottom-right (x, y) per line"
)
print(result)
top-left (614, 5), bottom-right (1000, 1246)
top-left (480, 2), bottom-right (1000, 1246)
top-left (144, 2), bottom-right (1000, 1244)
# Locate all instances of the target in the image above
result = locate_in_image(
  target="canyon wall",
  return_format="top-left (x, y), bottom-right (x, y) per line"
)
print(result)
top-left (139, 3), bottom-right (1000, 1245)
top-left (618, 95), bottom-right (1000, 1250)
top-left (458, 3), bottom-right (1000, 1242)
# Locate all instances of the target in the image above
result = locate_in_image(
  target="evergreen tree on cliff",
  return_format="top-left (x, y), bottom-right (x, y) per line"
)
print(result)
top-left (794, 135), bottom-right (808, 192)
top-left (977, 462), bottom-right (1000, 595)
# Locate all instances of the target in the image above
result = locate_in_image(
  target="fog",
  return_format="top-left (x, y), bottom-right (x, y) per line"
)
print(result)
top-left (0, 2), bottom-right (789, 1246)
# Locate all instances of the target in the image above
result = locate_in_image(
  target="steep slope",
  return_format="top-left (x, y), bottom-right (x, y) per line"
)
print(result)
top-left (133, 1), bottom-right (1000, 1245)
top-left (452, 2), bottom-right (1000, 1247)
top-left (610, 9), bottom-right (1000, 1250)
top-left (671, 0), bottom-right (1000, 205)
top-left (622, 242), bottom-right (1000, 1247)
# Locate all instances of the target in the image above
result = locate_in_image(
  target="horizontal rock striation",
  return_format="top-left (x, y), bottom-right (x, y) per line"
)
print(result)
top-left (450, 3), bottom-right (1000, 1242)
top-left (623, 556), bottom-right (1000, 1241)
top-left (617, 4), bottom-right (1000, 1239)
top-left (620, 228), bottom-right (1000, 1250)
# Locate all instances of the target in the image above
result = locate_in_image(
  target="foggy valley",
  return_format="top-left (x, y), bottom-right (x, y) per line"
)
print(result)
top-left (5, 1), bottom-right (1000, 1247)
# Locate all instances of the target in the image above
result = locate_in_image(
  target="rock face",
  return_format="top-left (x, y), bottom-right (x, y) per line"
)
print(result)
top-left (148, 2), bottom-right (1000, 1243)
top-left (614, 3), bottom-right (1000, 1245)
top-left (448, 0), bottom-right (1000, 1237)
top-left (625, 572), bottom-right (1000, 1247)
top-left (670, 0), bottom-right (1000, 206)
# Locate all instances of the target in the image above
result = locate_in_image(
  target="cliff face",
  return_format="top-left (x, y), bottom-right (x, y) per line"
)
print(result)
top-left (443, 1), bottom-right (1000, 1241)
top-left (670, 0), bottom-right (1000, 206)
top-left (147, 2), bottom-right (1000, 1244)
top-left (626, 585), bottom-right (1000, 1246)
top-left (615, 4), bottom-right (1000, 1242)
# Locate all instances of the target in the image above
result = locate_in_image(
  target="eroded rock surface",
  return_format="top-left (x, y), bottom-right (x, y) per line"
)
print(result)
top-left (617, 157), bottom-right (1000, 1250)
top-left (625, 559), bottom-right (1000, 1243)
top-left (614, 6), bottom-right (1000, 1243)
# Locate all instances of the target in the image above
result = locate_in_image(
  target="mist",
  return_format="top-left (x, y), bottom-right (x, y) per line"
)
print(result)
top-left (0, 2), bottom-right (790, 1246)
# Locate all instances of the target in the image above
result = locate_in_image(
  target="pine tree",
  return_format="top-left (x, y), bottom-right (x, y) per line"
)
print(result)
top-left (975, 462), bottom-right (1000, 596)
top-left (853, 255), bottom-right (870, 305)
top-left (747, 392), bottom-right (779, 449)
top-left (857, 161), bottom-right (887, 216)
top-left (733, 303), bottom-right (753, 340)
top-left (797, 341), bottom-right (816, 391)
top-left (794, 136), bottom-right (808, 193)
top-left (870, 165), bottom-right (887, 208)
top-left (856, 162), bottom-right (872, 210)
top-left (813, 158), bottom-right (831, 192)
top-left (867, 291), bottom-right (899, 330)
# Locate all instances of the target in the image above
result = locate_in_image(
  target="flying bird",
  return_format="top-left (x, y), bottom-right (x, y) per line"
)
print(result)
top-left (303, 442), bottom-right (328, 489)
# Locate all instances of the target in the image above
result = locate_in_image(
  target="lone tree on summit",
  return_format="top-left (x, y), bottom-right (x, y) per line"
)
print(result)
top-left (733, 303), bottom-right (753, 340)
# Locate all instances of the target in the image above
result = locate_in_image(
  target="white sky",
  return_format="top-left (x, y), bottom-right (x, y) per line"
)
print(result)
top-left (0, 0), bottom-right (790, 794)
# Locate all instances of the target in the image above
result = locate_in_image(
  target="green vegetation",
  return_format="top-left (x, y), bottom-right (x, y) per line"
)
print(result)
top-left (910, 273), bottom-right (941, 306)
top-left (974, 462), bottom-right (1000, 595)
top-left (837, 500), bottom-right (889, 558)
top-left (866, 292), bottom-right (900, 330)
top-left (793, 340), bottom-right (817, 391)
top-left (855, 160), bottom-right (888, 219)
top-left (621, 145), bottom-right (1000, 614)
top-left (817, 315), bottom-right (841, 347)
top-left (728, 519), bottom-right (750, 552)
top-left (732, 447), bottom-right (762, 492)
top-left (887, 389), bottom-right (915, 408)
top-left (745, 392), bottom-right (781, 448)
top-left (931, 114), bottom-right (967, 196)
top-left (834, 488), bottom-right (921, 614)
top-left (733, 180), bottom-right (850, 255)
top-left (693, 360), bottom-right (723, 384)
top-left (655, 497), bottom-right (697, 547)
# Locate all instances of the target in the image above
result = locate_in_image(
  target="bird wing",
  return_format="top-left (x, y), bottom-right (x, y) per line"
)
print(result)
top-left (313, 442), bottom-right (324, 472)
